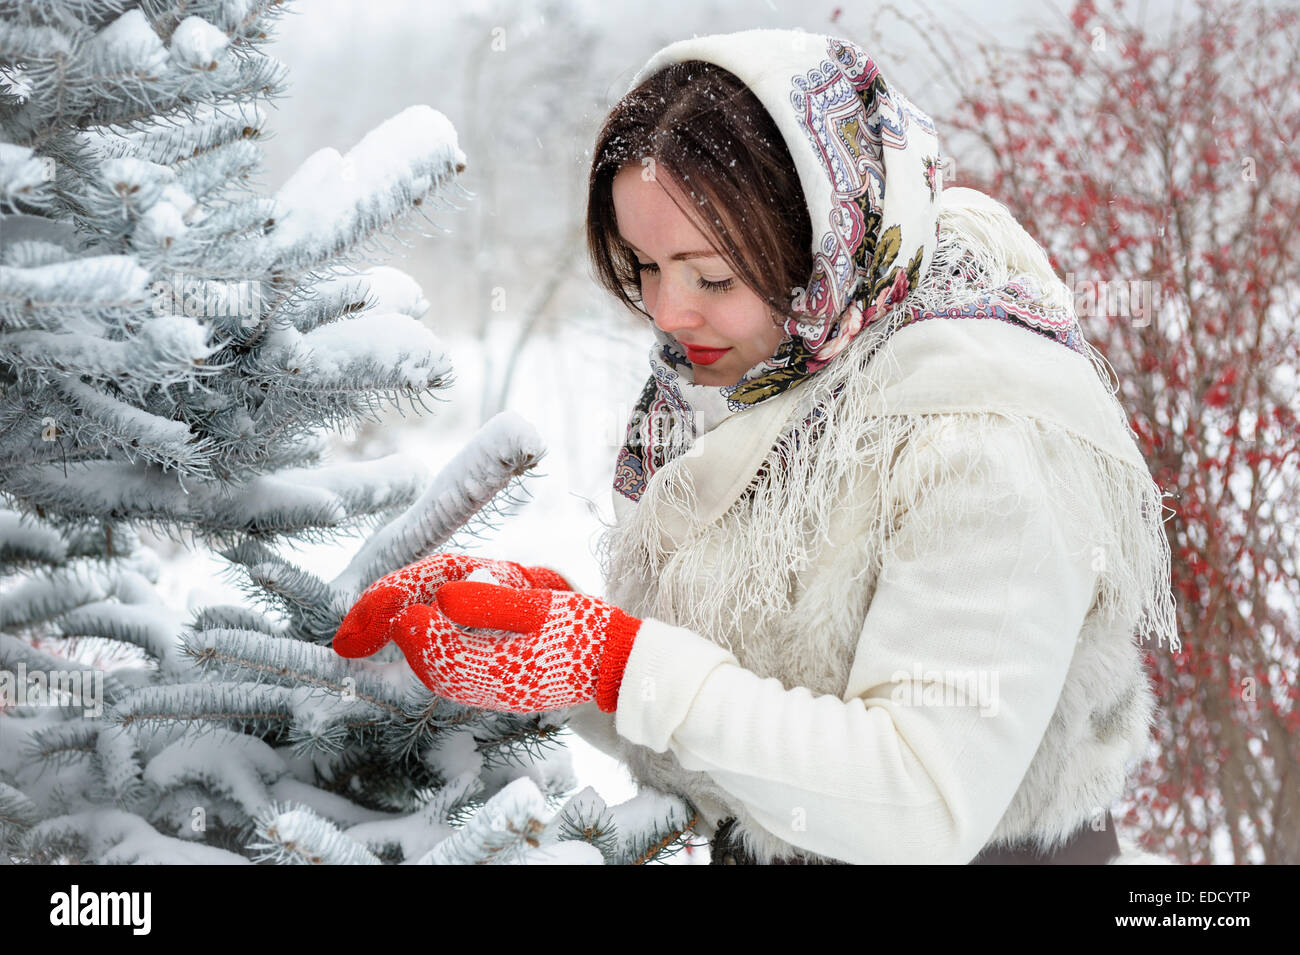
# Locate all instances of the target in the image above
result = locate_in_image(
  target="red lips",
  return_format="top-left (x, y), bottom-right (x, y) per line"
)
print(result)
top-left (682, 344), bottom-right (731, 365)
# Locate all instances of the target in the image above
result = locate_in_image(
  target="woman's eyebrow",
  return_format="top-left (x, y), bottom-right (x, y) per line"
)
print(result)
top-left (621, 237), bottom-right (725, 261)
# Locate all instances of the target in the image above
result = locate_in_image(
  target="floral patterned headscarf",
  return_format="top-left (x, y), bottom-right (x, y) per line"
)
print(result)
top-left (613, 29), bottom-right (944, 503)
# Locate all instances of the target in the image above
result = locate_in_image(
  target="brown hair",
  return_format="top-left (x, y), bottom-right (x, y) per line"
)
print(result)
top-left (586, 60), bottom-right (813, 323)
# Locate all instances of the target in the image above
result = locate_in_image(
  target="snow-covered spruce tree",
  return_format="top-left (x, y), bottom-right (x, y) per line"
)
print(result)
top-left (0, 1), bottom-right (698, 864)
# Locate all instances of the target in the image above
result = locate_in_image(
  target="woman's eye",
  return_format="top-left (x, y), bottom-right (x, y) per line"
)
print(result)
top-left (633, 260), bottom-right (731, 294)
top-left (697, 276), bottom-right (735, 293)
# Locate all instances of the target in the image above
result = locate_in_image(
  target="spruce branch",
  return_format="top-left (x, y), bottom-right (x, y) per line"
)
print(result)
top-left (179, 623), bottom-right (407, 716)
top-left (379, 688), bottom-right (484, 764)
top-left (549, 786), bottom-right (619, 862)
top-left (609, 792), bottom-right (699, 866)
top-left (107, 681), bottom-right (296, 735)
top-left (20, 806), bottom-right (250, 863)
top-left (416, 776), bottom-right (549, 865)
top-left (0, 780), bottom-right (41, 852)
top-left (333, 411), bottom-right (546, 598)
top-left (248, 800), bottom-right (381, 864)
top-left (0, 632), bottom-right (131, 706)
top-left (474, 711), bottom-right (569, 772)
top-left (23, 718), bottom-right (100, 772)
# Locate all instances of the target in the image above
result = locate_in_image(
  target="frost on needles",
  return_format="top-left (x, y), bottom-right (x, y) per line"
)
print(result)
top-left (0, 0), bottom-right (698, 866)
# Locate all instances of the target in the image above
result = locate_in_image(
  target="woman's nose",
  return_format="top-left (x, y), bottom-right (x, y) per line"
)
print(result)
top-left (651, 277), bottom-right (704, 334)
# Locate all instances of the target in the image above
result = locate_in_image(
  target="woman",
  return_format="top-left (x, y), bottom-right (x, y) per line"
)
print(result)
top-left (334, 28), bottom-right (1180, 865)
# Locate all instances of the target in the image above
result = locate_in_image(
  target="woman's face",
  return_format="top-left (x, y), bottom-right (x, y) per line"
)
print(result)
top-left (611, 165), bottom-right (787, 387)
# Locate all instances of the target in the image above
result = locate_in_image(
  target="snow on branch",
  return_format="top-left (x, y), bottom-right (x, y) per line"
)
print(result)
top-left (108, 680), bottom-right (390, 758)
top-left (107, 681), bottom-right (297, 737)
top-left (274, 266), bottom-right (429, 337)
top-left (216, 536), bottom-right (340, 631)
top-left (249, 801), bottom-right (382, 865)
top-left (246, 311), bottom-right (453, 430)
top-left (608, 790), bottom-right (699, 865)
top-left (265, 105), bottom-right (467, 274)
top-left (168, 15), bottom-right (230, 72)
top-left (142, 727), bottom-right (285, 818)
top-left (333, 412), bottom-right (546, 599)
top-left (53, 597), bottom-right (184, 672)
top-left (4, 459), bottom-right (351, 539)
top-left (547, 785), bottom-right (619, 862)
top-left (3, 8), bottom-right (290, 145)
top-left (90, 100), bottom-right (266, 167)
top-left (52, 376), bottom-right (214, 474)
top-left (87, 7), bottom-right (168, 79)
top-left (5, 449), bottom-right (432, 554)
top-left (0, 143), bottom-right (57, 211)
top-left (416, 776), bottom-right (550, 865)
top-left (0, 312), bottom-right (219, 399)
top-left (0, 507), bottom-right (68, 565)
top-left (147, 0), bottom-right (287, 49)
top-left (188, 601), bottom-right (286, 637)
top-left (22, 720), bottom-right (102, 775)
top-left (21, 807), bottom-right (252, 864)
top-left (0, 255), bottom-right (152, 332)
top-left (179, 624), bottom-right (409, 717)
top-left (295, 311), bottom-right (451, 392)
top-left (0, 781), bottom-right (41, 852)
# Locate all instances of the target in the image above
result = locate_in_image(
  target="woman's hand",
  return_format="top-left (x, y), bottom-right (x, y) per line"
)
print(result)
top-left (332, 554), bottom-right (571, 659)
top-left (385, 582), bottom-right (643, 714)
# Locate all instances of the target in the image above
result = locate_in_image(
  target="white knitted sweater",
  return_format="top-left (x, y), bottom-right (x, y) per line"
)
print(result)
top-left (566, 189), bottom-right (1180, 865)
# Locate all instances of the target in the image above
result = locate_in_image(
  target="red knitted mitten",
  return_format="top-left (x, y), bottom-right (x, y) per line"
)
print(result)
top-left (385, 582), bottom-right (642, 713)
top-left (333, 554), bottom-right (571, 658)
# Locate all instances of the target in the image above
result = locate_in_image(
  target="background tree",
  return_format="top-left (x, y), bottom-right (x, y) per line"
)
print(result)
top-left (882, 0), bottom-right (1300, 863)
top-left (0, 0), bottom-right (695, 865)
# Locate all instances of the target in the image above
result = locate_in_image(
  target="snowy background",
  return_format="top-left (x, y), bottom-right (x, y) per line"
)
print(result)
top-left (131, 0), bottom-right (1191, 859)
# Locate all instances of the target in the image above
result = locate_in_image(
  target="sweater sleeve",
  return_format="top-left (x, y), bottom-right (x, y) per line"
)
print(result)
top-left (562, 699), bottom-right (625, 762)
top-left (610, 418), bottom-right (1100, 865)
